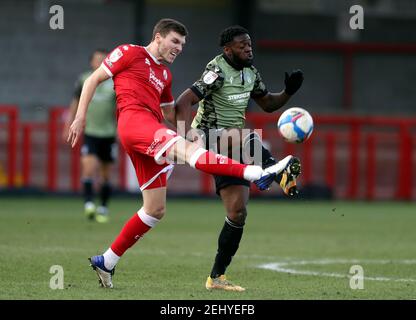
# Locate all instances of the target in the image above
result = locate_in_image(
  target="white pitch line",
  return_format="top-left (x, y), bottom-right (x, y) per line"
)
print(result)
top-left (257, 259), bottom-right (416, 283)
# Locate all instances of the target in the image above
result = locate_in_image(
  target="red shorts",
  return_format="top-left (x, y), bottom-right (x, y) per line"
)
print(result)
top-left (117, 108), bottom-right (180, 190)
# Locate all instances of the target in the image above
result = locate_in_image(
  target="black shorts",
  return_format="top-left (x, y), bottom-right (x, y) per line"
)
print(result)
top-left (199, 128), bottom-right (251, 195)
top-left (81, 134), bottom-right (117, 163)
top-left (213, 174), bottom-right (250, 195)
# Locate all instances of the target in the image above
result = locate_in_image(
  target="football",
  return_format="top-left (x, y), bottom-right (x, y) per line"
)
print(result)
top-left (277, 107), bottom-right (314, 143)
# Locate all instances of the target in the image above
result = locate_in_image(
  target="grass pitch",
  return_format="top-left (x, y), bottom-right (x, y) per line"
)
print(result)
top-left (0, 196), bottom-right (415, 300)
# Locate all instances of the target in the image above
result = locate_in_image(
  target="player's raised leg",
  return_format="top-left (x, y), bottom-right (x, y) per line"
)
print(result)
top-left (165, 136), bottom-right (278, 186)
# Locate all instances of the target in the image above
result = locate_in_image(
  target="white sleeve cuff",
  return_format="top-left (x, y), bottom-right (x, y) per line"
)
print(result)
top-left (160, 101), bottom-right (174, 107)
top-left (101, 62), bottom-right (113, 77)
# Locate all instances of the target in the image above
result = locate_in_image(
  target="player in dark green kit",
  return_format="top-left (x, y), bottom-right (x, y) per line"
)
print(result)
top-left (175, 26), bottom-right (304, 291)
top-left (63, 49), bottom-right (117, 223)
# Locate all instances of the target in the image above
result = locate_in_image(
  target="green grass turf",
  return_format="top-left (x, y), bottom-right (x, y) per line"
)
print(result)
top-left (0, 197), bottom-right (415, 300)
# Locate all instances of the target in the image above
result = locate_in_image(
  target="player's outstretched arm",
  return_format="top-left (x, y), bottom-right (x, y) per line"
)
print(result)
top-left (254, 90), bottom-right (291, 113)
top-left (62, 97), bottom-right (79, 142)
top-left (254, 69), bottom-right (304, 113)
top-left (67, 67), bottom-right (110, 147)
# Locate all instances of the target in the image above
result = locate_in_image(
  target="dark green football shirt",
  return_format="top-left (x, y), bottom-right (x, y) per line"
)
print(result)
top-left (191, 54), bottom-right (268, 130)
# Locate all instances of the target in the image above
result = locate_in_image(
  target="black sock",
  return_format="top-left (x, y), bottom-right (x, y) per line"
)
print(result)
top-left (210, 217), bottom-right (244, 278)
top-left (100, 182), bottom-right (111, 207)
top-left (261, 146), bottom-right (283, 182)
top-left (245, 132), bottom-right (276, 168)
top-left (83, 178), bottom-right (93, 203)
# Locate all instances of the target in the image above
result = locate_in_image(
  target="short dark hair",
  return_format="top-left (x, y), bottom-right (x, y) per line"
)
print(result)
top-left (152, 18), bottom-right (188, 40)
top-left (219, 25), bottom-right (249, 47)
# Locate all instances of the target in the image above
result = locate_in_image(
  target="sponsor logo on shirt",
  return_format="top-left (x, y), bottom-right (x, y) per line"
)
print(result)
top-left (105, 58), bottom-right (113, 67)
top-left (146, 138), bottom-right (161, 155)
top-left (109, 48), bottom-right (123, 63)
top-left (227, 92), bottom-right (250, 103)
top-left (149, 68), bottom-right (165, 93)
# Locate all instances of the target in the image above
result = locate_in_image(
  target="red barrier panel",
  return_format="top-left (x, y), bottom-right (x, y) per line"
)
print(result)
top-left (397, 125), bottom-right (413, 200)
top-left (301, 135), bottom-right (312, 185)
top-left (34, 112), bottom-right (416, 199)
top-left (71, 140), bottom-right (81, 192)
top-left (2, 104), bottom-right (416, 200)
top-left (365, 134), bottom-right (376, 200)
top-left (347, 122), bottom-right (360, 199)
top-left (325, 132), bottom-right (336, 189)
top-left (21, 123), bottom-right (46, 187)
top-left (22, 124), bottom-right (31, 186)
top-left (0, 105), bottom-right (18, 187)
top-left (47, 108), bottom-right (62, 191)
top-left (196, 113), bottom-right (416, 200)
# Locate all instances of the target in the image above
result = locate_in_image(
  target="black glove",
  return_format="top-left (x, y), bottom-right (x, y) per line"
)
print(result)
top-left (284, 69), bottom-right (304, 95)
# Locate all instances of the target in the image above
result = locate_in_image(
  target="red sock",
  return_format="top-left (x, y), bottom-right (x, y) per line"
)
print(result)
top-left (190, 149), bottom-right (247, 178)
top-left (110, 208), bottom-right (159, 256)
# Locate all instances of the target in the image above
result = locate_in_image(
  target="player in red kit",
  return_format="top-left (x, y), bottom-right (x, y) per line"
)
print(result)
top-left (67, 18), bottom-right (295, 288)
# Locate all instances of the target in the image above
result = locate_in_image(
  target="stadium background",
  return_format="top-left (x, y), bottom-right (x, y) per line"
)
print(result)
top-left (1, 0), bottom-right (416, 302)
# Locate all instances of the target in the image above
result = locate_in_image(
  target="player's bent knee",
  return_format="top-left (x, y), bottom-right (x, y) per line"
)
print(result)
top-left (144, 206), bottom-right (166, 220)
top-left (227, 208), bottom-right (247, 226)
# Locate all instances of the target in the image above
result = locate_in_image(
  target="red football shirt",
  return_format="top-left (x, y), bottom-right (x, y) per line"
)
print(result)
top-left (101, 44), bottom-right (174, 122)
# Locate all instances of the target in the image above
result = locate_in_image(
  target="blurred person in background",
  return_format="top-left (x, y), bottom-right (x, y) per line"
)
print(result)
top-left (63, 49), bottom-right (117, 223)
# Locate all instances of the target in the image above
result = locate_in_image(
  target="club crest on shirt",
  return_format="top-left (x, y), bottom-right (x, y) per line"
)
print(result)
top-left (203, 71), bottom-right (218, 84)
top-left (145, 58), bottom-right (151, 66)
top-left (163, 70), bottom-right (168, 80)
top-left (104, 58), bottom-right (113, 67)
top-left (246, 73), bottom-right (252, 84)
